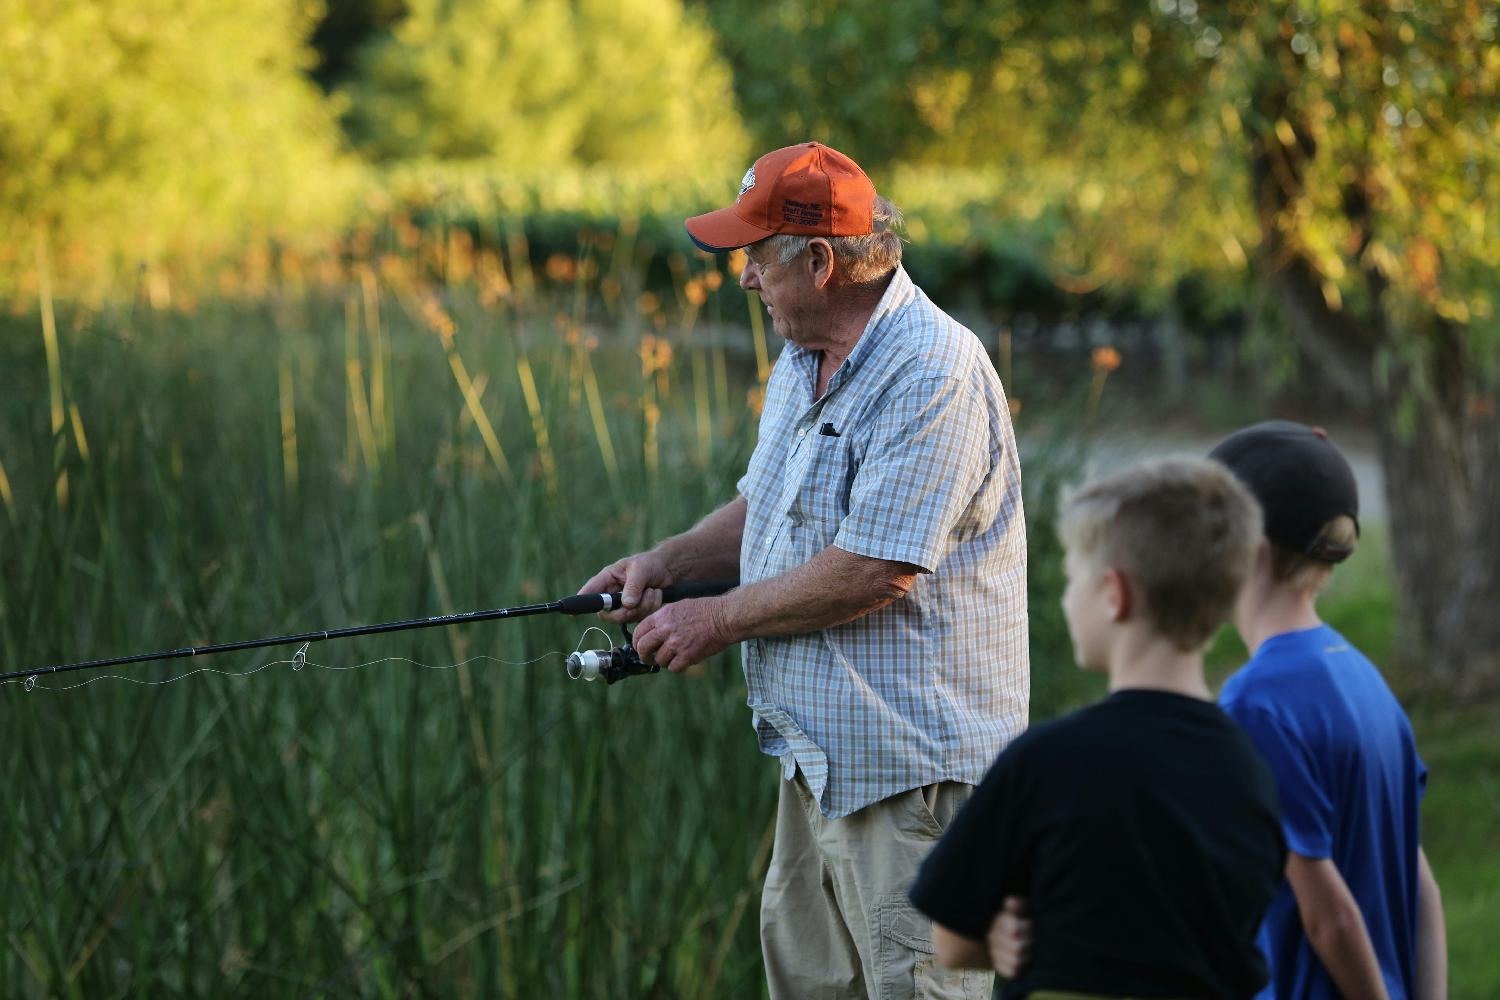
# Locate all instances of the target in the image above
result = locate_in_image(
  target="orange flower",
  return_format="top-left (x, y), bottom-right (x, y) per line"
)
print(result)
top-left (639, 334), bottom-right (673, 376)
top-left (747, 384), bottom-right (766, 417)
top-left (1091, 346), bottom-right (1122, 372)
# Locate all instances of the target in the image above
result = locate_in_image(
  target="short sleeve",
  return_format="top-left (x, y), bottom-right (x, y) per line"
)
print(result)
top-left (834, 376), bottom-right (990, 573)
top-left (1227, 704), bottom-right (1334, 859)
top-left (909, 744), bottom-right (1029, 939)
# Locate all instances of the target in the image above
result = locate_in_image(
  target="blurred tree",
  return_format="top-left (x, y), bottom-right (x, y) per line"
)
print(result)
top-left (695, 0), bottom-right (1002, 166)
top-left (0, 0), bottom-right (352, 291)
top-left (1207, 3), bottom-right (1500, 696)
top-left (342, 0), bottom-right (747, 175)
top-left (309, 0), bottom-right (407, 90)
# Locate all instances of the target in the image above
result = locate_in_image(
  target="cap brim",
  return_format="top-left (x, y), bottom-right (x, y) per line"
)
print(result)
top-left (684, 205), bottom-right (774, 253)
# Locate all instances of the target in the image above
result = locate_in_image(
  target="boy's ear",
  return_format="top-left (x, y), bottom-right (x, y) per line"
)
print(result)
top-left (1103, 567), bottom-right (1132, 623)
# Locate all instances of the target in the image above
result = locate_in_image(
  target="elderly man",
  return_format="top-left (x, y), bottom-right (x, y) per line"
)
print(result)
top-left (578, 141), bottom-right (1027, 1000)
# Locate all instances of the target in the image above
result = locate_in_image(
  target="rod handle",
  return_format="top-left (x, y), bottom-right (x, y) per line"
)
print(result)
top-left (558, 578), bottom-right (739, 616)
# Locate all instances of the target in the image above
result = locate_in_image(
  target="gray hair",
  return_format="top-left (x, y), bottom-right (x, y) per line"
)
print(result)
top-left (762, 196), bottom-right (905, 285)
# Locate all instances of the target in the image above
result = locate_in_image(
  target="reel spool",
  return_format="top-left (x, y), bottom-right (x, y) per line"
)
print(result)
top-left (565, 625), bottom-right (661, 685)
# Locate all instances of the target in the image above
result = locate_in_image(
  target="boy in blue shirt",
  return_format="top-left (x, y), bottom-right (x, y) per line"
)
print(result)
top-left (1212, 421), bottom-right (1447, 1000)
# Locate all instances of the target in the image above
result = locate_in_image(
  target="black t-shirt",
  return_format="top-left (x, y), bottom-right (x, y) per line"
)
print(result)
top-left (909, 689), bottom-right (1285, 1000)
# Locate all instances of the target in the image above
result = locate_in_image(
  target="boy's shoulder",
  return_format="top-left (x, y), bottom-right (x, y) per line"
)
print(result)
top-left (979, 706), bottom-right (1103, 787)
top-left (1004, 697), bottom-right (1125, 751)
top-left (1006, 691), bottom-right (1241, 767)
top-left (1223, 626), bottom-right (1420, 763)
top-left (1220, 624), bottom-right (1388, 717)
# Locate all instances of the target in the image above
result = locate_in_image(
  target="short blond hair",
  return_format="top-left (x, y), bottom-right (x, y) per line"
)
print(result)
top-left (1060, 457), bottom-right (1263, 649)
top-left (1269, 515), bottom-right (1359, 594)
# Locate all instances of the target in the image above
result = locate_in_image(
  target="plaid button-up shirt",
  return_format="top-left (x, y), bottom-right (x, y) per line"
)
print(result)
top-left (736, 266), bottom-right (1029, 819)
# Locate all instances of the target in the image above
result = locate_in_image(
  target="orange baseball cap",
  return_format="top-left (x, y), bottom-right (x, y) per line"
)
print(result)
top-left (685, 142), bottom-right (877, 253)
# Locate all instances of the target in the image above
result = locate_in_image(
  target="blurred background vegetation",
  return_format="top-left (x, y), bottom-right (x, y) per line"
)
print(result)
top-left (1, 0), bottom-right (1497, 996)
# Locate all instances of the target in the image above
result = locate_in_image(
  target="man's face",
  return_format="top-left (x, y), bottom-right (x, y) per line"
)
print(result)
top-left (738, 240), bottom-right (823, 348)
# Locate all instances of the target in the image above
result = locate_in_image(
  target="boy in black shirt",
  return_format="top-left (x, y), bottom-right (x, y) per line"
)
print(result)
top-left (909, 457), bottom-right (1286, 999)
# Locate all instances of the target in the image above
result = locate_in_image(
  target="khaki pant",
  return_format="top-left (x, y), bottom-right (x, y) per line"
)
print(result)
top-left (760, 772), bottom-right (994, 1000)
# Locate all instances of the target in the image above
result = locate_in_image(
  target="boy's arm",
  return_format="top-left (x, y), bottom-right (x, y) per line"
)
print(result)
top-left (1415, 847), bottom-right (1447, 1000)
top-left (987, 896), bottom-right (1033, 977)
top-left (932, 925), bottom-right (990, 969)
top-left (1285, 854), bottom-right (1392, 1000)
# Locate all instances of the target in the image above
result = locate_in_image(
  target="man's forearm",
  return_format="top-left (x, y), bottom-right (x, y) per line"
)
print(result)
top-left (651, 496), bottom-right (746, 582)
top-left (1415, 848), bottom-right (1447, 1000)
top-left (721, 543), bottom-right (919, 642)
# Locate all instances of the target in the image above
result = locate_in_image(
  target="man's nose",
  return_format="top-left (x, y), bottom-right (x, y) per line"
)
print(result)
top-left (739, 263), bottom-right (759, 291)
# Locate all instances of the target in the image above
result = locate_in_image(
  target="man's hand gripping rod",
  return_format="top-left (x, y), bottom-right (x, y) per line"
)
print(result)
top-left (567, 579), bottom-right (738, 685)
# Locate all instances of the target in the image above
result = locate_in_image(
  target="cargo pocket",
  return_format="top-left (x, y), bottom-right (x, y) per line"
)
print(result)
top-left (876, 894), bottom-right (991, 1000)
top-left (875, 892), bottom-right (933, 1000)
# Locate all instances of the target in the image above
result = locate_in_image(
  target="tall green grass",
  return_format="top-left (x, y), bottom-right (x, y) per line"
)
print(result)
top-left (0, 257), bottom-right (783, 996)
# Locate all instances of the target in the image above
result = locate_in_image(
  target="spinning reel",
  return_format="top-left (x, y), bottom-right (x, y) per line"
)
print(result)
top-left (565, 624), bottom-right (661, 685)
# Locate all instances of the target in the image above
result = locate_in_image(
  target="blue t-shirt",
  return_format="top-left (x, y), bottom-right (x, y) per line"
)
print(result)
top-left (1220, 624), bottom-right (1427, 1000)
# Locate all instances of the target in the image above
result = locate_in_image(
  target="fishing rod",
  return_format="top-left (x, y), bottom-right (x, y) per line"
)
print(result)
top-left (1, 579), bottom-right (738, 688)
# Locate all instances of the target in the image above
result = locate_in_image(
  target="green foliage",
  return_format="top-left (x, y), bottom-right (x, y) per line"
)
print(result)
top-left (695, 0), bottom-right (1003, 166)
top-left (0, 0), bottom-right (354, 289)
top-left (342, 0), bottom-right (748, 175)
top-left (1186, 2), bottom-right (1498, 335)
top-left (1416, 702), bottom-right (1500, 998)
top-left (996, 2), bottom-right (1499, 338)
top-left (308, 0), bottom-right (407, 89)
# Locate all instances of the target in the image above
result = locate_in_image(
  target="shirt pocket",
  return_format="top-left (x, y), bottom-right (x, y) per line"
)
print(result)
top-left (782, 432), bottom-right (856, 561)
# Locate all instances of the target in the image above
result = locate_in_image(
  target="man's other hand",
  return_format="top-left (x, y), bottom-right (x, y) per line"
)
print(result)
top-left (987, 896), bottom-right (1032, 978)
top-left (632, 596), bottom-right (735, 671)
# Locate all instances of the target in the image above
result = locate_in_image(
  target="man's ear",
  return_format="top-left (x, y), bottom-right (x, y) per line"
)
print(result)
top-left (807, 238), bottom-right (836, 289)
top-left (1103, 567), bottom-right (1132, 623)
